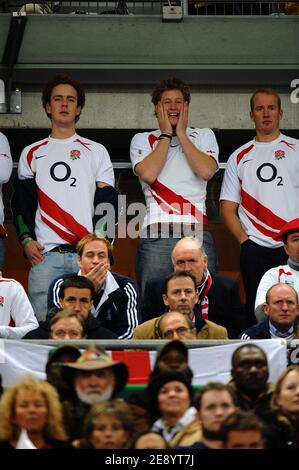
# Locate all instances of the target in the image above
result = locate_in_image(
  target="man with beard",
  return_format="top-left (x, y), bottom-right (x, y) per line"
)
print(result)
top-left (179, 383), bottom-right (237, 449)
top-left (60, 345), bottom-right (128, 440)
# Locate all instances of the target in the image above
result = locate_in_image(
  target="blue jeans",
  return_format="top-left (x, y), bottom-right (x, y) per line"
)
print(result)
top-left (0, 238), bottom-right (4, 272)
top-left (28, 251), bottom-right (78, 322)
top-left (136, 230), bottom-right (218, 297)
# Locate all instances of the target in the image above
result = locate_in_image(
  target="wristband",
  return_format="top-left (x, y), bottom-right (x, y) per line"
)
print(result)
top-left (21, 237), bottom-right (33, 249)
top-left (160, 133), bottom-right (172, 140)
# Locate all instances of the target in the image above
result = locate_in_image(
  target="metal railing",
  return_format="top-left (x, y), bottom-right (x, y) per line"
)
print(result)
top-left (1, 0), bottom-right (295, 16)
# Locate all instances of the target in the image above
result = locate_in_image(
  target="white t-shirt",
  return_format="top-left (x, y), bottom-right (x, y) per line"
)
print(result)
top-left (0, 277), bottom-right (38, 338)
top-left (255, 264), bottom-right (299, 309)
top-left (0, 132), bottom-right (13, 233)
top-left (130, 127), bottom-right (219, 229)
top-left (18, 133), bottom-right (114, 252)
top-left (220, 134), bottom-right (299, 248)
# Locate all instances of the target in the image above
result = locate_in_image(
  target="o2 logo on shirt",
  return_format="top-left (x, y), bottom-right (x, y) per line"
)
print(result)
top-left (256, 163), bottom-right (283, 186)
top-left (50, 162), bottom-right (76, 187)
top-left (0, 296), bottom-right (4, 307)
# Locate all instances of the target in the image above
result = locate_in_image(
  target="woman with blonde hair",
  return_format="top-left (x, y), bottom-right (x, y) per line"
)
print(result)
top-left (0, 375), bottom-right (71, 449)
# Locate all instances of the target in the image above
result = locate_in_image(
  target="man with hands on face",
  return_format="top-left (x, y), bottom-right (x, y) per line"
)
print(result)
top-left (130, 77), bottom-right (219, 296)
top-left (48, 232), bottom-right (141, 339)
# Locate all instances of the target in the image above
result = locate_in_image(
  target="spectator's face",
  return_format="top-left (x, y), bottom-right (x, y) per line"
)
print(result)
top-left (250, 92), bottom-right (282, 137)
top-left (224, 430), bottom-right (265, 449)
top-left (78, 240), bottom-right (110, 274)
top-left (134, 433), bottom-right (168, 449)
top-left (14, 390), bottom-right (48, 434)
top-left (159, 312), bottom-right (196, 340)
top-left (156, 89), bottom-right (185, 129)
top-left (285, 231), bottom-right (299, 263)
top-left (46, 83), bottom-right (80, 127)
top-left (276, 369), bottom-right (299, 414)
top-left (157, 349), bottom-right (188, 373)
top-left (90, 415), bottom-right (128, 449)
top-left (50, 317), bottom-right (84, 340)
top-left (199, 390), bottom-right (236, 434)
top-left (172, 241), bottom-right (207, 284)
top-left (158, 381), bottom-right (191, 419)
top-left (232, 348), bottom-right (269, 394)
top-left (47, 351), bottom-right (79, 393)
top-left (74, 369), bottom-right (115, 405)
top-left (163, 277), bottom-right (198, 316)
top-left (60, 287), bottom-right (92, 320)
top-left (264, 284), bottom-right (299, 331)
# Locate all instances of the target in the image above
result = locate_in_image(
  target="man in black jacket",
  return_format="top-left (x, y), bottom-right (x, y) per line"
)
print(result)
top-left (48, 233), bottom-right (140, 339)
top-left (142, 237), bottom-right (245, 338)
top-left (23, 275), bottom-right (117, 339)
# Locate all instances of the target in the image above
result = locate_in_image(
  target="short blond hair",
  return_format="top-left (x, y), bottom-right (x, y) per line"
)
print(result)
top-left (0, 375), bottom-right (67, 441)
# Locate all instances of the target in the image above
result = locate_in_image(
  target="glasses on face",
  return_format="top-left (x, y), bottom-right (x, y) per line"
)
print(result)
top-left (162, 326), bottom-right (193, 339)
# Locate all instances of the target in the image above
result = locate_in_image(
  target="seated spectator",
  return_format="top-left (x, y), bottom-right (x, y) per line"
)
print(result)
top-left (180, 383), bottom-right (237, 449)
top-left (24, 276), bottom-right (117, 339)
top-left (125, 340), bottom-right (194, 433)
top-left (48, 233), bottom-right (140, 339)
top-left (270, 365), bottom-right (299, 448)
top-left (49, 311), bottom-right (85, 339)
top-left (142, 237), bottom-right (245, 337)
top-left (153, 339), bottom-right (193, 376)
top-left (60, 345), bottom-right (128, 440)
top-left (221, 410), bottom-right (265, 449)
top-left (0, 277), bottom-right (38, 339)
top-left (0, 375), bottom-right (71, 449)
top-left (133, 271), bottom-right (228, 339)
top-left (294, 314), bottom-right (299, 339)
top-left (230, 344), bottom-right (273, 415)
top-left (131, 431), bottom-right (169, 449)
top-left (46, 345), bottom-right (81, 402)
top-left (158, 311), bottom-right (197, 340)
top-left (255, 218), bottom-right (299, 322)
top-left (147, 371), bottom-right (201, 447)
top-left (240, 283), bottom-right (298, 340)
top-left (74, 400), bottom-right (134, 449)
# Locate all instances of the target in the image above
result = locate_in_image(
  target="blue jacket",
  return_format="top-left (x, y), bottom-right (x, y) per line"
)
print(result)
top-left (239, 319), bottom-right (271, 339)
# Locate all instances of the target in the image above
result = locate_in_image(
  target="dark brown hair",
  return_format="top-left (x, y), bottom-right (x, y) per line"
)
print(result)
top-left (42, 73), bottom-right (85, 122)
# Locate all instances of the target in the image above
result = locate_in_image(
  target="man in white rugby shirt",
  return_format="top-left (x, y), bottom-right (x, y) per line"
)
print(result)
top-left (130, 77), bottom-right (219, 297)
top-left (0, 277), bottom-right (38, 338)
top-left (12, 74), bottom-right (116, 321)
top-left (255, 218), bottom-right (299, 322)
top-left (220, 88), bottom-right (299, 325)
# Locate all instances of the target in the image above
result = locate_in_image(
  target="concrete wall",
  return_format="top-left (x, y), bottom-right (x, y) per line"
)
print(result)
top-left (1, 89), bottom-right (299, 129)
